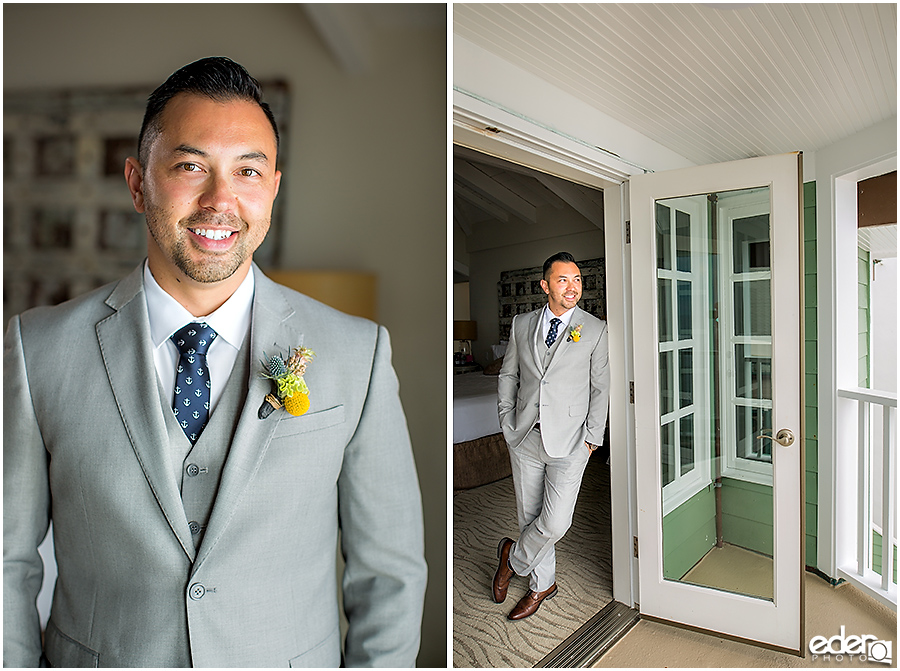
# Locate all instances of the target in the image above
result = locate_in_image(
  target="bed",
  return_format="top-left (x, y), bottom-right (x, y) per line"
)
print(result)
top-left (453, 371), bottom-right (511, 490)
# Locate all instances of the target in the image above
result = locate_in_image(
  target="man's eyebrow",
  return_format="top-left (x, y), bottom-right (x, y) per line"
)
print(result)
top-left (172, 144), bottom-right (269, 164)
top-left (237, 151), bottom-right (269, 164)
top-left (173, 144), bottom-right (207, 158)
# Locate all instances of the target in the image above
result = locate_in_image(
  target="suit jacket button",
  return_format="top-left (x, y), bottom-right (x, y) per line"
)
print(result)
top-left (189, 521), bottom-right (201, 534)
top-left (186, 464), bottom-right (200, 477)
top-left (189, 583), bottom-right (206, 600)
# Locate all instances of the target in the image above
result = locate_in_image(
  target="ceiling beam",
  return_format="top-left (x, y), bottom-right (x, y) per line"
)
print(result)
top-left (454, 181), bottom-right (510, 223)
top-left (453, 194), bottom-right (474, 236)
top-left (455, 159), bottom-right (538, 224)
top-left (534, 173), bottom-right (604, 229)
top-left (304, 4), bottom-right (372, 75)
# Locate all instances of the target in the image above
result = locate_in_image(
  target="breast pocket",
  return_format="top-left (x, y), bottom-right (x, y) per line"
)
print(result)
top-left (273, 404), bottom-right (346, 439)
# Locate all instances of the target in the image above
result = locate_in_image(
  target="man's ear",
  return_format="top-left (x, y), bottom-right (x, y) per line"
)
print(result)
top-left (540, 279), bottom-right (550, 295)
top-left (124, 157), bottom-right (146, 213)
top-left (273, 169), bottom-right (282, 199)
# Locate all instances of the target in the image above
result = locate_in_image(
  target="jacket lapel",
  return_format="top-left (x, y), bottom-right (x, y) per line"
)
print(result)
top-left (96, 265), bottom-right (195, 560)
top-left (193, 267), bottom-right (299, 571)
top-left (526, 309), bottom-right (544, 372)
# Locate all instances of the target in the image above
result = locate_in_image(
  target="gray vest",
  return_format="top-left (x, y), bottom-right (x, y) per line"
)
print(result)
top-left (536, 321), bottom-right (566, 373)
top-left (159, 339), bottom-right (251, 551)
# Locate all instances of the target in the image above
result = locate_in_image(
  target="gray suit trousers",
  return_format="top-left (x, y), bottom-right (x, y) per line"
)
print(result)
top-left (507, 427), bottom-right (591, 592)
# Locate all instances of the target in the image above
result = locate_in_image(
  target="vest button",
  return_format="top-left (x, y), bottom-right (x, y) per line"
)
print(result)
top-left (189, 583), bottom-right (206, 600)
top-left (186, 464), bottom-right (200, 477)
top-left (188, 521), bottom-right (201, 534)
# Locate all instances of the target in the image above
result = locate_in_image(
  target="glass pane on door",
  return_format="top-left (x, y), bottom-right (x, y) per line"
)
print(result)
top-left (657, 187), bottom-right (774, 602)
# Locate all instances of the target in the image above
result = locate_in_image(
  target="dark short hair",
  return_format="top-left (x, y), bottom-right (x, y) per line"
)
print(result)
top-left (138, 56), bottom-right (279, 165)
top-left (543, 252), bottom-right (577, 278)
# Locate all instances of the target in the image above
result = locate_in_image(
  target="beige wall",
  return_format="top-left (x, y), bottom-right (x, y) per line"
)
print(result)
top-left (3, 4), bottom-right (446, 666)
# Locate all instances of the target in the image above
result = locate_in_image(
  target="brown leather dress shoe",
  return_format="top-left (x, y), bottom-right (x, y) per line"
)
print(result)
top-left (492, 537), bottom-right (516, 603)
top-left (507, 583), bottom-right (558, 620)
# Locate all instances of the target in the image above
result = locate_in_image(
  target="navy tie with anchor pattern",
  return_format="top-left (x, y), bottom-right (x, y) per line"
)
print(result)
top-left (171, 322), bottom-right (217, 444)
top-left (545, 317), bottom-right (562, 347)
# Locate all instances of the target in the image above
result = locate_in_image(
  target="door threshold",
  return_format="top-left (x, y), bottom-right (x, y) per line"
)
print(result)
top-left (536, 600), bottom-right (640, 668)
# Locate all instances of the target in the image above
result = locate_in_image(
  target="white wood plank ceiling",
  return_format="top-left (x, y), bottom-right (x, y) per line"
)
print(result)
top-left (454, 3), bottom-right (896, 166)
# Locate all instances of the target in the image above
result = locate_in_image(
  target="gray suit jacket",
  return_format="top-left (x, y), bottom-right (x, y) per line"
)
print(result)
top-left (3, 263), bottom-right (427, 668)
top-left (497, 306), bottom-right (610, 458)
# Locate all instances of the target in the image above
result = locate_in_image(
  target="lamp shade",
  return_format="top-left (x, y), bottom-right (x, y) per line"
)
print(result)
top-left (453, 320), bottom-right (478, 341)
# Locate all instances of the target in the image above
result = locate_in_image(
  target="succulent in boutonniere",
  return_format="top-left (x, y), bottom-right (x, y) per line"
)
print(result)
top-left (258, 346), bottom-right (316, 419)
top-left (567, 324), bottom-right (583, 343)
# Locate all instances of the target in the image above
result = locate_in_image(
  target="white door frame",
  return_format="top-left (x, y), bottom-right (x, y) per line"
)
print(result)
top-left (453, 89), bottom-right (643, 607)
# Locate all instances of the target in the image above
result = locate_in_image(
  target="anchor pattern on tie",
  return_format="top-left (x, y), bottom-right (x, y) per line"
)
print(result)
top-left (545, 317), bottom-right (562, 347)
top-left (171, 322), bottom-right (217, 444)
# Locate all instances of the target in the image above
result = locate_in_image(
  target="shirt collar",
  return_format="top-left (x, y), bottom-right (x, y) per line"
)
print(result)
top-left (543, 304), bottom-right (576, 330)
top-left (143, 260), bottom-right (255, 350)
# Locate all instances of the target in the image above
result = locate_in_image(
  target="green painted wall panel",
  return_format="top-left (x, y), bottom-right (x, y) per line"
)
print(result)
top-left (804, 240), bottom-right (817, 268)
top-left (872, 530), bottom-right (898, 585)
top-left (805, 340), bottom-right (818, 374)
top-left (806, 471), bottom-right (818, 502)
top-left (806, 534), bottom-right (817, 566)
top-left (662, 485), bottom-right (716, 580)
top-left (804, 181), bottom-right (817, 569)
top-left (722, 513), bottom-right (774, 556)
top-left (806, 437), bottom-right (818, 471)
top-left (806, 307), bottom-right (818, 333)
top-left (858, 248), bottom-right (870, 388)
top-left (720, 478), bottom-right (773, 556)
top-left (806, 274), bottom-right (818, 307)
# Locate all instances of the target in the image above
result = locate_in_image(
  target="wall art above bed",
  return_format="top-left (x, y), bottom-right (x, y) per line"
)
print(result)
top-left (497, 257), bottom-right (605, 341)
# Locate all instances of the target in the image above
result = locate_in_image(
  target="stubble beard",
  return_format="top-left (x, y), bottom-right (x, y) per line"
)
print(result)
top-left (554, 292), bottom-right (580, 312)
top-left (146, 208), bottom-right (263, 284)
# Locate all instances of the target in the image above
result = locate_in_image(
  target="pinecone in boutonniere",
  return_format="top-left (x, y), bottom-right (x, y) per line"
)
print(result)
top-left (567, 324), bottom-right (583, 342)
top-left (258, 347), bottom-right (316, 419)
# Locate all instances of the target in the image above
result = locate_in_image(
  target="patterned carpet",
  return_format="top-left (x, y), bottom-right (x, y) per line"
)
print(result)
top-left (453, 454), bottom-right (614, 667)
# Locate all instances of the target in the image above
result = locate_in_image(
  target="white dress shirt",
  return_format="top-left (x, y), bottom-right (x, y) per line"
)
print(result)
top-left (143, 261), bottom-right (254, 416)
top-left (539, 304), bottom-right (576, 345)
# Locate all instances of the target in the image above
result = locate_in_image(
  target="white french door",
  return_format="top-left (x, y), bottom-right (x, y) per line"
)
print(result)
top-left (630, 153), bottom-right (804, 653)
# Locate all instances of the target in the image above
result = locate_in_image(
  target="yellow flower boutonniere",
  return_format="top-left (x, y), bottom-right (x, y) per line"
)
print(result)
top-left (258, 346), bottom-right (316, 419)
top-left (567, 324), bottom-right (583, 343)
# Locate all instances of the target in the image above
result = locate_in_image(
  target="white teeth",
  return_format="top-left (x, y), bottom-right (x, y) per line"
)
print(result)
top-left (193, 228), bottom-right (234, 241)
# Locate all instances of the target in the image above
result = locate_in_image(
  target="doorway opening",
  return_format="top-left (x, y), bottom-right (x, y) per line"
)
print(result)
top-left (451, 145), bottom-right (620, 666)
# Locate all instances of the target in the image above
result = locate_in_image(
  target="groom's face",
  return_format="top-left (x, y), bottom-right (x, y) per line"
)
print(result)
top-left (541, 261), bottom-right (582, 315)
top-left (126, 93), bottom-right (282, 286)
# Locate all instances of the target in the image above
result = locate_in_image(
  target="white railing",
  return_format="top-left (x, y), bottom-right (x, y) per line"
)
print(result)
top-left (837, 387), bottom-right (897, 609)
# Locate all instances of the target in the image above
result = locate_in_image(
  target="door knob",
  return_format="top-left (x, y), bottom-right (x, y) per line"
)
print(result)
top-left (757, 428), bottom-right (795, 447)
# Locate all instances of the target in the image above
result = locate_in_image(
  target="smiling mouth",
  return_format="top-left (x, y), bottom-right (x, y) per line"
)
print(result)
top-left (190, 228), bottom-right (236, 241)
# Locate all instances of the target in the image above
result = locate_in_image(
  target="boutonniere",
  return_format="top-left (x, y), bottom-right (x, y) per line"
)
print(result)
top-left (257, 346), bottom-right (316, 419)
top-left (567, 324), bottom-right (583, 342)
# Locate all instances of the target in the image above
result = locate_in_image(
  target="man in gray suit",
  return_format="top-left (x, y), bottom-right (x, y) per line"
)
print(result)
top-left (4, 57), bottom-right (427, 667)
top-left (493, 252), bottom-right (609, 620)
